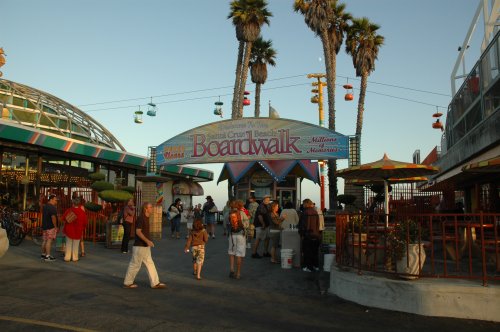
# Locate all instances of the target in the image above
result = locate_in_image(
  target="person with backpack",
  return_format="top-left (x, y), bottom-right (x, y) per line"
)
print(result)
top-left (228, 208), bottom-right (249, 280)
top-left (120, 198), bottom-right (135, 254)
top-left (62, 196), bottom-right (88, 262)
top-left (184, 219), bottom-right (208, 280)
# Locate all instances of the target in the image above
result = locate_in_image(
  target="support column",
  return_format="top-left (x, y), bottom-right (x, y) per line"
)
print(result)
top-left (138, 180), bottom-right (164, 240)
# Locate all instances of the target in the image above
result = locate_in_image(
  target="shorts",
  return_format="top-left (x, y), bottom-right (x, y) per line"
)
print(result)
top-left (43, 228), bottom-right (57, 241)
top-left (192, 245), bottom-right (205, 265)
top-left (255, 227), bottom-right (268, 241)
top-left (205, 213), bottom-right (216, 225)
top-left (228, 233), bottom-right (246, 257)
top-left (171, 218), bottom-right (180, 233)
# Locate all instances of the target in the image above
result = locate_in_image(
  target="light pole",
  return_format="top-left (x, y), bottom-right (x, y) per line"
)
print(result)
top-left (307, 73), bottom-right (327, 211)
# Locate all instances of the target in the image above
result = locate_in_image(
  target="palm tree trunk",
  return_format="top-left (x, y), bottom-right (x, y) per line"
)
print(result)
top-left (232, 41), bottom-right (245, 119)
top-left (356, 72), bottom-right (368, 138)
top-left (254, 83), bottom-right (261, 117)
top-left (238, 41), bottom-right (253, 118)
top-left (319, 30), bottom-right (338, 211)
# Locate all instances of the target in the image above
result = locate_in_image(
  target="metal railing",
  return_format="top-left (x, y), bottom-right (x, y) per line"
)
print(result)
top-left (20, 210), bottom-right (110, 244)
top-left (335, 212), bottom-right (500, 286)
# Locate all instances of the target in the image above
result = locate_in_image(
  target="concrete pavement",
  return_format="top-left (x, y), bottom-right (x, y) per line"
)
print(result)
top-left (0, 223), bottom-right (499, 331)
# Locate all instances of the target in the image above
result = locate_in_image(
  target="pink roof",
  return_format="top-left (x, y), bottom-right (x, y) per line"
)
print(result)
top-left (217, 160), bottom-right (319, 184)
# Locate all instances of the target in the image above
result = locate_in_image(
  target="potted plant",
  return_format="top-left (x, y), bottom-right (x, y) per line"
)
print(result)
top-left (337, 194), bottom-right (356, 211)
top-left (388, 219), bottom-right (426, 279)
top-left (88, 172), bottom-right (134, 248)
top-left (346, 214), bottom-right (368, 264)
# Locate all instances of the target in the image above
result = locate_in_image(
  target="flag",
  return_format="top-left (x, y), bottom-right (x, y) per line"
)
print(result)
top-left (269, 104), bottom-right (280, 119)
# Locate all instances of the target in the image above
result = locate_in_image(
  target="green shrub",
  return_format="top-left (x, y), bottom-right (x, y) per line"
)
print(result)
top-left (84, 202), bottom-right (103, 212)
top-left (337, 194), bottom-right (357, 206)
top-left (98, 190), bottom-right (133, 203)
top-left (89, 172), bottom-right (106, 181)
top-left (119, 186), bottom-right (136, 194)
top-left (91, 181), bottom-right (114, 192)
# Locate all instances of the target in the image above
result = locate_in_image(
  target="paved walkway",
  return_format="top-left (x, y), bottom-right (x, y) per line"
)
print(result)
top-left (0, 224), bottom-right (499, 331)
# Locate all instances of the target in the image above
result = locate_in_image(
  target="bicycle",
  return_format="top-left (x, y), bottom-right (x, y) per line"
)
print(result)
top-left (20, 215), bottom-right (43, 246)
top-left (0, 208), bottom-right (42, 246)
top-left (0, 209), bottom-right (24, 246)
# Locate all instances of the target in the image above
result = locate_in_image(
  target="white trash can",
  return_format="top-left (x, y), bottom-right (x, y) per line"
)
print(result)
top-left (280, 249), bottom-right (294, 269)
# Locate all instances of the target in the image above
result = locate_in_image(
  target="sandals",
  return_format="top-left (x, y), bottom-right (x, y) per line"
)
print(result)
top-left (152, 283), bottom-right (166, 289)
top-left (196, 277), bottom-right (201, 280)
top-left (123, 283), bottom-right (138, 289)
top-left (80, 252), bottom-right (86, 257)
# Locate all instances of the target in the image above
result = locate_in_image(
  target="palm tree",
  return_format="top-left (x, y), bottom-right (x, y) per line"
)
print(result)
top-left (326, 1), bottom-right (351, 210)
top-left (249, 37), bottom-right (277, 117)
top-left (228, 0), bottom-right (272, 119)
top-left (294, 0), bottom-right (351, 209)
top-left (326, 2), bottom-right (351, 132)
top-left (345, 17), bottom-right (384, 158)
top-left (294, 0), bottom-right (333, 208)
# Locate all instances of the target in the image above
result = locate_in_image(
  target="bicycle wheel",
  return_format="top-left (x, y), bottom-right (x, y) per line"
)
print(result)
top-left (8, 224), bottom-right (24, 246)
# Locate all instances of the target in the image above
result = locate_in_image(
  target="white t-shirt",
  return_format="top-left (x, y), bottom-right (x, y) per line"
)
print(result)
top-left (280, 208), bottom-right (299, 229)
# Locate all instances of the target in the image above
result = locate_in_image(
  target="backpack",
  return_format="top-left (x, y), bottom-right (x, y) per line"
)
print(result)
top-left (167, 206), bottom-right (179, 221)
top-left (208, 203), bottom-right (218, 213)
top-left (230, 212), bottom-right (245, 233)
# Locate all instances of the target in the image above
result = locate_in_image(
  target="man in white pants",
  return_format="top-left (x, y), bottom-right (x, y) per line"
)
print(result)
top-left (123, 202), bottom-right (166, 289)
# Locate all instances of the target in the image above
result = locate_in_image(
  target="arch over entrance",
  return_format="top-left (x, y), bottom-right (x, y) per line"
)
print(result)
top-left (156, 118), bottom-right (349, 166)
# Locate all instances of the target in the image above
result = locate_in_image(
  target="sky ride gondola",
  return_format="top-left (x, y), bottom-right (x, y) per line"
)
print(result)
top-left (134, 107), bottom-right (143, 124)
top-left (147, 97), bottom-right (157, 117)
top-left (343, 79), bottom-right (354, 101)
top-left (214, 96), bottom-right (223, 117)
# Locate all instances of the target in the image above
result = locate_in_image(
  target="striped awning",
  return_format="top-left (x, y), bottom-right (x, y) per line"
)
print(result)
top-left (462, 156), bottom-right (500, 173)
top-left (0, 121), bottom-right (147, 167)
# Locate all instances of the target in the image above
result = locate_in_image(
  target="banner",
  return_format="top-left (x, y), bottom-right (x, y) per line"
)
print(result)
top-left (156, 118), bottom-right (348, 166)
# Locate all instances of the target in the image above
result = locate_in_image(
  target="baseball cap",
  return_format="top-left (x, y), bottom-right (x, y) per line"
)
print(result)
top-left (48, 194), bottom-right (57, 200)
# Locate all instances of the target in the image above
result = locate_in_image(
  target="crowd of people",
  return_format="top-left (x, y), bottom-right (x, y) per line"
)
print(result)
top-left (33, 193), bottom-right (325, 289)
top-left (176, 194), bottom-right (325, 280)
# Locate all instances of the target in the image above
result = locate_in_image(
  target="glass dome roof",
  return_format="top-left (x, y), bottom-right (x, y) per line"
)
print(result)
top-left (0, 79), bottom-right (125, 151)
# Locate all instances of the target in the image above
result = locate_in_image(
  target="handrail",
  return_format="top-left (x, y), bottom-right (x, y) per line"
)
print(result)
top-left (335, 212), bottom-right (500, 286)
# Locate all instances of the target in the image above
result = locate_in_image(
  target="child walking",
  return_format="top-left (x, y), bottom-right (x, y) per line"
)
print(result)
top-left (184, 219), bottom-right (208, 280)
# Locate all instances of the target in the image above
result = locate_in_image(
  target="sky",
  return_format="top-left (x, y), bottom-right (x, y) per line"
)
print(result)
top-left (1, 0), bottom-right (485, 209)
